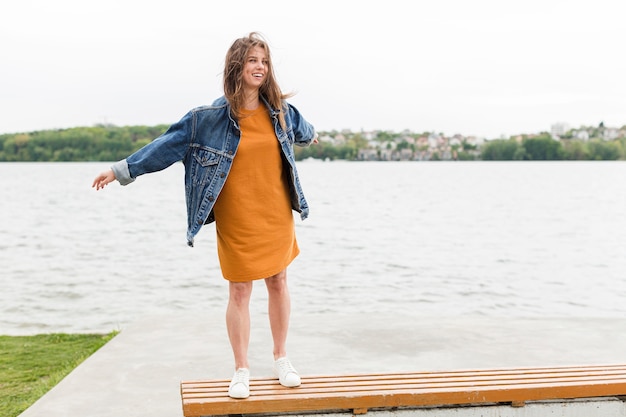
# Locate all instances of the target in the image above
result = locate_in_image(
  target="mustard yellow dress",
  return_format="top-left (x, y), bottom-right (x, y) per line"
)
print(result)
top-left (212, 107), bottom-right (299, 282)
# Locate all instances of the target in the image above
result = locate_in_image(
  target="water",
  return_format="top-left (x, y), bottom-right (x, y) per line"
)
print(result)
top-left (1, 161), bottom-right (625, 335)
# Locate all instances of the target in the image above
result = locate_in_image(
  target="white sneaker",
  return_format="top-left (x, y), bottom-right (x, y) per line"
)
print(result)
top-left (228, 368), bottom-right (250, 399)
top-left (273, 357), bottom-right (301, 387)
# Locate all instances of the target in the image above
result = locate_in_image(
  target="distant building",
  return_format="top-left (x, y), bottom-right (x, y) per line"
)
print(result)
top-left (428, 133), bottom-right (440, 149)
top-left (357, 148), bottom-right (378, 161)
top-left (604, 128), bottom-right (619, 141)
top-left (573, 130), bottom-right (589, 141)
top-left (449, 136), bottom-right (462, 147)
top-left (551, 122), bottom-right (570, 139)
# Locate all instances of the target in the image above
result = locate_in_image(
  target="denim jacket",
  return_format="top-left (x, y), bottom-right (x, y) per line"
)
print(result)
top-left (111, 95), bottom-right (316, 247)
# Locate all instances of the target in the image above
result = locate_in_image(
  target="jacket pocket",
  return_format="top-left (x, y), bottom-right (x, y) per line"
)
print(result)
top-left (191, 148), bottom-right (220, 185)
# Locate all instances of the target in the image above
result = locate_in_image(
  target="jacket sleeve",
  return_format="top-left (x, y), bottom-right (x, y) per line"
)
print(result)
top-left (111, 111), bottom-right (194, 185)
top-left (285, 103), bottom-right (316, 147)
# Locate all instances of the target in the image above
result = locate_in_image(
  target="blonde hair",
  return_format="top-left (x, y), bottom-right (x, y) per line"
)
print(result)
top-left (223, 32), bottom-right (293, 130)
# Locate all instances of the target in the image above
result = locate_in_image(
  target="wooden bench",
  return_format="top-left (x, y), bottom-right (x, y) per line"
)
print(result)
top-left (180, 364), bottom-right (626, 416)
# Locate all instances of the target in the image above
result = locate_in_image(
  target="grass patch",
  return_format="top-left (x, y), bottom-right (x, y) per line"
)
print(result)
top-left (0, 332), bottom-right (118, 417)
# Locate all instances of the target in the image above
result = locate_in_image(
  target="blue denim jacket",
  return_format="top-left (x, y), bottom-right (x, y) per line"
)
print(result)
top-left (111, 96), bottom-right (316, 246)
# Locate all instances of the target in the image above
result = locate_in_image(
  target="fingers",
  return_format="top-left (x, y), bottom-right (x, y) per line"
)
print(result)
top-left (92, 175), bottom-right (103, 189)
top-left (92, 177), bottom-right (106, 190)
top-left (92, 171), bottom-right (112, 190)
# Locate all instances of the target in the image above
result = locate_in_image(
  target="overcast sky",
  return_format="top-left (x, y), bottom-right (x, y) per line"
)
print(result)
top-left (2, 0), bottom-right (624, 138)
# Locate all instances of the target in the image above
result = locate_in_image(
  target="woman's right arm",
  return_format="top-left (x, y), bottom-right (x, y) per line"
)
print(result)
top-left (94, 110), bottom-right (195, 188)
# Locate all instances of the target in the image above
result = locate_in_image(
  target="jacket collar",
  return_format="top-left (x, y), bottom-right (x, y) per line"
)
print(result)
top-left (260, 95), bottom-right (280, 119)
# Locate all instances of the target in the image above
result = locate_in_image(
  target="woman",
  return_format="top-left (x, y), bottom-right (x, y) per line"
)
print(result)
top-left (92, 32), bottom-right (317, 399)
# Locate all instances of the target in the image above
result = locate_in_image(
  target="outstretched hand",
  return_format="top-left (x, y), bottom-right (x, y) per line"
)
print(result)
top-left (92, 169), bottom-right (116, 190)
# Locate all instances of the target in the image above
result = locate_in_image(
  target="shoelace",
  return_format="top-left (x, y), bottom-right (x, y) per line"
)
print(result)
top-left (275, 359), bottom-right (296, 375)
top-left (232, 369), bottom-right (249, 385)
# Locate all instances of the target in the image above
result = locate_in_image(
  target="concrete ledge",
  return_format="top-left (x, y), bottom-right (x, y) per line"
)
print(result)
top-left (17, 313), bottom-right (626, 417)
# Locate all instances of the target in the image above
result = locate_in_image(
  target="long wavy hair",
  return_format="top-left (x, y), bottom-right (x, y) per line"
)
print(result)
top-left (223, 32), bottom-right (293, 130)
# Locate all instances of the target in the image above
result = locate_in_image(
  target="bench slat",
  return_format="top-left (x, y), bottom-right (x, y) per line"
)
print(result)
top-left (181, 364), bottom-right (626, 416)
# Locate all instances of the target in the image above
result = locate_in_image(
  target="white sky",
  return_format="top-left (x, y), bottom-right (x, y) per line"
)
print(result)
top-left (1, 0), bottom-right (625, 138)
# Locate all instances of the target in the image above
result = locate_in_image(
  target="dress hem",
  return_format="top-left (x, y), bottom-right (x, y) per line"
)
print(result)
top-left (221, 249), bottom-right (300, 283)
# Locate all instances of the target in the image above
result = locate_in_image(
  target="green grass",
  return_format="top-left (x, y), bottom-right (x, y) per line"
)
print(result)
top-left (0, 332), bottom-right (118, 417)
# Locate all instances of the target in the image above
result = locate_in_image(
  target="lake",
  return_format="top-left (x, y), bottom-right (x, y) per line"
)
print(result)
top-left (1, 161), bottom-right (625, 335)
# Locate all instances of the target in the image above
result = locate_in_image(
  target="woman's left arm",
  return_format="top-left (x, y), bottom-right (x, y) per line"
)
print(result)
top-left (286, 103), bottom-right (317, 147)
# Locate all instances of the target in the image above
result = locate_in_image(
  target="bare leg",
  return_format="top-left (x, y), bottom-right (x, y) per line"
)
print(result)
top-left (265, 269), bottom-right (290, 360)
top-left (226, 281), bottom-right (253, 369)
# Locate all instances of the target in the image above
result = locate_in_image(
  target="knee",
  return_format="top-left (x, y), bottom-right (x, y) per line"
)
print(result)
top-left (265, 270), bottom-right (288, 294)
top-left (229, 282), bottom-right (252, 305)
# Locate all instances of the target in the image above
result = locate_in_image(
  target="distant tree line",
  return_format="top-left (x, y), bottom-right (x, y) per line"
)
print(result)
top-left (480, 134), bottom-right (626, 161)
top-left (0, 124), bottom-right (168, 162)
top-left (1, 125), bottom-right (625, 162)
top-left (294, 132), bottom-right (370, 161)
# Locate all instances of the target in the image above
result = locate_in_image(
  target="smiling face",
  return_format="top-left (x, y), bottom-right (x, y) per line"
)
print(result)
top-left (242, 45), bottom-right (268, 94)
top-left (223, 33), bottom-right (282, 118)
